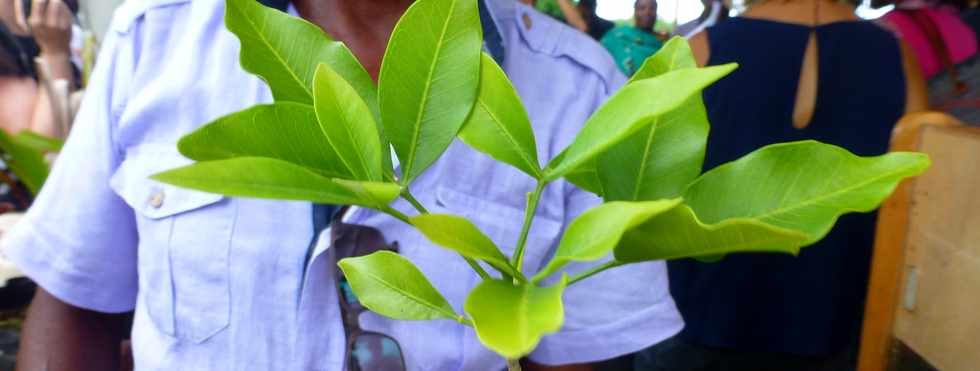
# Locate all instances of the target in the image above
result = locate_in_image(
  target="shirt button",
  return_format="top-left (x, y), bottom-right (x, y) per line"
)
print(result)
top-left (149, 191), bottom-right (165, 209)
top-left (522, 13), bottom-right (532, 30)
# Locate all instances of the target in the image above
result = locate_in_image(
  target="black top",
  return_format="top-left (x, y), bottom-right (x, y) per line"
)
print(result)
top-left (588, 16), bottom-right (614, 40)
top-left (668, 17), bottom-right (907, 356)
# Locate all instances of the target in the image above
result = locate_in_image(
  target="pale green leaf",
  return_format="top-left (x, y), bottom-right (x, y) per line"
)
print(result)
top-left (225, 0), bottom-right (378, 111)
top-left (0, 130), bottom-right (51, 195)
top-left (614, 204), bottom-right (809, 263)
top-left (378, 0), bottom-right (482, 184)
top-left (458, 54), bottom-right (541, 178)
top-left (627, 36), bottom-right (697, 83)
top-left (313, 63), bottom-right (384, 181)
top-left (533, 199), bottom-right (682, 281)
top-left (464, 277), bottom-right (568, 359)
top-left (13, 131), bottom-right (64, 153)
top-left (684, 140), bottom-right (932, 244)
top-left (544, 64), bottom-right (737, 181)
top-left (177, 103), bottom-right (351, 179)
top-left (151, 157), bottom-right (400, 209)
top-left (411, 213), bottom-right (518, 277)
top-left (339, 251), bottom-right (461, 321)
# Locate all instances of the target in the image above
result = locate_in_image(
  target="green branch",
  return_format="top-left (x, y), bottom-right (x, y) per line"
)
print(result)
top-left (402, 188), bottom-right (492, 280)
top-left (511, 181), bottom-right (546, 271)
top-left (567, 260), bottom-right (621, 286)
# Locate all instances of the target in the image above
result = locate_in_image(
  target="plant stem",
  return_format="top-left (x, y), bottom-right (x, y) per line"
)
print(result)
top-left (381, 206), bottom-right (413, 225)
top-left (568, 260), bottom-right (621, 286)
top-left (512, 181), bottom-right (546, 271)
top-left (402, 190), bottom-right (429, 214)
top-left (507, 359), bottom-right (522, 371)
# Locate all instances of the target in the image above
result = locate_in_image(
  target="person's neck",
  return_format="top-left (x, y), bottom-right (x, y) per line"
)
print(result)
top-left (294, 0), bottom-right (413, 80)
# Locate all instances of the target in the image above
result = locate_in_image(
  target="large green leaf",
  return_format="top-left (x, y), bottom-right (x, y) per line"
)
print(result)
top-left (177, 103), bottom-right (351, 179)
top-left (464, 277), bottom-right (568, 359)
top-left (597, 39), bottom-right (709, 201)
top-left (533, 200), bottom-right (682, 281)
top-left (12, 131), bottom-right (64, 153)
top-left (614, 204), bottom-right (809, 263)
top-left (378, 0), bottom-right (482, 184)
top-left (458, 54), bottom-right (541, 178)
top-left (313, 63), bottom-right (384, 181)
top-left (151, 157), bottom-right (400, 209)
top-left (225, 0), bottom-right (378, 111)
top-left (339, 251), bottom-right (462, 321)
top-left (411, 213), bottom-right (517, 277)
top-left (0, 130), bottom-right (52, 195)
top-left (684, 140), bottom-right (931, 244)
top-left (544, 64), bottom-right (737, 181)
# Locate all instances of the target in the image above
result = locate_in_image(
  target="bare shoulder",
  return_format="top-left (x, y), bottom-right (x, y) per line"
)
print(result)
top-left (689, 31), bottom-right (710, 67)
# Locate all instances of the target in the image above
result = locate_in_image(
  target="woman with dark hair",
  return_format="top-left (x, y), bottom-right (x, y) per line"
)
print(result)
top-left (634, 0), bottom-right (928, 370)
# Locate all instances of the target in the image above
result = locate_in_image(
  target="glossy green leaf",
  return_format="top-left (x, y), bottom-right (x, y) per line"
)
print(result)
top-left (225, 0), bottom-right (378, 111)
top-left (12, 131), bottom-right (64, 153)
top-left (614, 204), bottom-right (809, 263)
top-left (544, 64), bottom-right (737, 181)
top-left (378, 0), bottom-right (482, 184)
top-left (0, 130), bottom-right (51, 195)
top-left (533, 199), bottom-right (682, 281)
top-left (597, 39), bottom-right (709, 201)
top-left (177, 103), bottom-right (352, 179)
top-left (151, 157), bottom-right (400, 209)
top-left (458, 54), bottom-right (541, 178)
top-left (339, 251), bottom-right (462, 321)
top-left (464, 277), bottom-right (568, 359)
top-left (684, 140), bottom-right (931, 244)
top-left (411, 213), bottom-right (517, 277)
top-left (313, 63), bottom-right (384, 181)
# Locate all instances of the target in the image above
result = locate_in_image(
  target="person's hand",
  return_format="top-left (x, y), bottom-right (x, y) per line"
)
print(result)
top-left (18, 0), bottom-right (73, 57)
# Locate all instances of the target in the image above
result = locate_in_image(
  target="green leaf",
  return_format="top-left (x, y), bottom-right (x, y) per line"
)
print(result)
top-left (684, 140), bottom-right (931, 244)
top-left (464, 277), bottom-right (568, 359)
top-left (0, 130), bottom-right (51, 195)
top-left (225, 0), bottom-right (378, 110)
top-left (627, 36), bottom-right (697, 83)
top-left (458, 54), bottom-right (541, 178)
top-left (339, 251), bottom-right (461, 321)
top-left (533, 199), bottom-right (682, 281)
top-left (378, 0), bottom-right (482, 184)
top-left (614, 204), bottom-right (809, 263)
top-left (544, 64), bottom-right (737, 181)
top-left (151, 157), bottom-right (400, 209)
top-left (12, 131), bottom-right (64, 153)
top-left (411, 213), bottom-right (518, 277)
top-left (313, 63), bottom-right (384, 181)
top-left (177, 103), bottom-right (352, 179)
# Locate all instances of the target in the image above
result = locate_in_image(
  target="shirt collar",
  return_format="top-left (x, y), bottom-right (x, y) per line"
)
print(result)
top-left (256, 0), bottom-right (505, 63)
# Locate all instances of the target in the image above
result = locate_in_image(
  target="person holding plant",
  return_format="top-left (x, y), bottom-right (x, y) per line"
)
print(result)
top-left (3, 0), bottom-right (686, 370)
top-left (634, 0), bottom-right (929, 370)
top-left (601, 0), bottom-right (666, 75)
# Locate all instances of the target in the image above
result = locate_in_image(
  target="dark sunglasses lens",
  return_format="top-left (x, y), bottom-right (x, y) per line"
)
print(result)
top-left (349, 333), bottom-right (406, 371)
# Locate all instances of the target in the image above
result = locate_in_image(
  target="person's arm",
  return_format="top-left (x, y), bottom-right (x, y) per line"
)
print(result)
top-left (899, 40), bottom-right (929, 114)
top-left (689, 31), bottom-right (710, 67)
top-left (16, 288), bottom-right (131, 371)
top-left (556, 0), bottom-right (588, 33)
top-left (17, 0), bottom-right (76, 137)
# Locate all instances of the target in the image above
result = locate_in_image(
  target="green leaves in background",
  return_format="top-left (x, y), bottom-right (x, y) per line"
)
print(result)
top-left (0, 130), bottom-right (62, 195)
top-left (459, 54), bottom-right (541, 179)
top-left (534, 199), bottom-right (682, 281)
top-left (178, 103), bottom-right (352, 179)
top-left (378, 0), bottom-right (482, 184)
top-left (614, 204), bottom-right (808, 263)
top-left (683, 140), bottom-right (931, 244)
top-left (313, 64), bottom-right (384, 181)
top-left (151, 157), bottom-right (400, 209)
top-left (339, 251), bottom-right (462, 321)
top-left (411, 214), bottom-right (519, 278)
top-left (544, 64), bottom-right (736, 182)
top-left (464, 277), bottom-right (568, 359)
top-left (596, 38), bottom-right (710, 201)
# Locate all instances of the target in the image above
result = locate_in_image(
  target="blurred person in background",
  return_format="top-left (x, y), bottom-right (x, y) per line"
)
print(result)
top-left (633, 0), bottom-right (928, 370)
top-left (601, 0), bottom-right (664, 75)
top-left (674, 0), bottom-right (730, 38)
top-left (880, 0), bottom-right (979, 124)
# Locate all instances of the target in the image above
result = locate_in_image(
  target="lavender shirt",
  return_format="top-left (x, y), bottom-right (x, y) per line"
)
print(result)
top-left (2, 0), bottom-right (683, 369)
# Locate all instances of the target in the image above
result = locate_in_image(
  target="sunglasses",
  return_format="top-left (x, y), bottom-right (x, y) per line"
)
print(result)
top-left (331, 217), bottom-right (407, 371)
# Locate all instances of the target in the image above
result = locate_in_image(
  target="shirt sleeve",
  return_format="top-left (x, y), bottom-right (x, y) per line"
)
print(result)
top-left (1, 16), bottom-right (139, 313)
top-left (529, 70), bottom-right (684, 365)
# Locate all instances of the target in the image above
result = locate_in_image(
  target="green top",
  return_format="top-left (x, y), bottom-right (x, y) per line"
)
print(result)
top-left (600, 26), bottom-right (664, 76)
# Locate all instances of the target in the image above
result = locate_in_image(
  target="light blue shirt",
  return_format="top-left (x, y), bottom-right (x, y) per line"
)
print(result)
top-left (1, 0), bottom-right (683, 369)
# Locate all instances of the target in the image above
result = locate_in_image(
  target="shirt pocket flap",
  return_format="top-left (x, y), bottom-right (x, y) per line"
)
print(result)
top-left (109, 148), bottom-right (224, 219)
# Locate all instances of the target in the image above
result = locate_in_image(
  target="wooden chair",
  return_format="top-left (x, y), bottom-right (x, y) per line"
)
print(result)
top-left (859, 112), bottom-right (980, 371)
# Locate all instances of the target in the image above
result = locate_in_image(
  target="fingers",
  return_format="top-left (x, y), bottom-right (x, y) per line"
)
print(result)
top-left (28, 0), bottom-right (48, 26)
top-left (13, 0), bottom-right (30, 32)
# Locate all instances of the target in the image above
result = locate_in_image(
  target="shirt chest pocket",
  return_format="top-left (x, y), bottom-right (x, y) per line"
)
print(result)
top-left (110, 148), bottom-right (233, 343)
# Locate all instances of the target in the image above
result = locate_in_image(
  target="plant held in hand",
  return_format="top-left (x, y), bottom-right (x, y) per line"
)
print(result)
top-left (153, 0), bottom-right (930, 367)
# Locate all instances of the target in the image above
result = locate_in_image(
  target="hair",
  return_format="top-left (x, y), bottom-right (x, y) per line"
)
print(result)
top-left (579, 0), bottom-right (598, 11)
